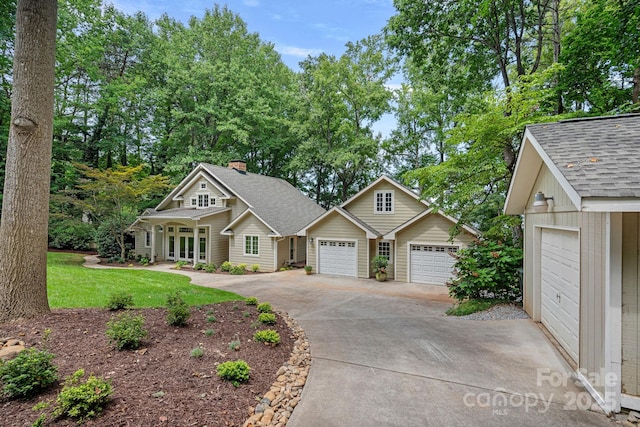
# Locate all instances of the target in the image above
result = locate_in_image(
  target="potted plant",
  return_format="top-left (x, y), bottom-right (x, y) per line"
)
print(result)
top-left (372, 255), bottom-right (388, 282)
top-left (304, 265), bottom-right (313, 275)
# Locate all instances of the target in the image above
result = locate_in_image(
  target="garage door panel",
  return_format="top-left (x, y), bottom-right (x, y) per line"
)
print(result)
top-left (410, 245), bottom-right (457, 285)
top-left (540, 229), bottom-right (580, 362)
top-left (318, 240), bottom-right (357, 277)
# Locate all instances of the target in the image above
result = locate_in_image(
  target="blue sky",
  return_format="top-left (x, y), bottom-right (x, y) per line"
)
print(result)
top-left (111, 0), bottom-right (396, 70)
top-left (110, 0), bottom-right (399, 135)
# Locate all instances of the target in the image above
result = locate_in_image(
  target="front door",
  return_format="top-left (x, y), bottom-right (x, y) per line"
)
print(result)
top-left (179, 236), bottom-right (194, 260)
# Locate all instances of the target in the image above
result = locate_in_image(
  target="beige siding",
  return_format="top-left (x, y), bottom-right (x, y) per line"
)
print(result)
top-left (623, 213), bottom-right (640, 396)
top-left (276, 238), bottom-right (290, 270)
top-left (395, 214), bottom-right (475, 282)
top-left (227, 197), bottom-right (249, 221)
top-left (228, 214), bottom-right (275, 271)
top-left (527, 165), bottom-right (575, 212)
top-left (344, 181), bottom-right (424, 235)
top-left (182, 177), bottom-right (225, 208)
top-left (307, 212), bottom-right (368, 278)
top-left (201, 213), bottom-right (230, 267)
top-left (133, 228), bottom-right (151, 258)
top-left (296, 236), bottom-right (307, 263)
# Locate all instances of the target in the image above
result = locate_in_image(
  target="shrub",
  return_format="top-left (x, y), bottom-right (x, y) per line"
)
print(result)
top-left (174, 260), bottom-right (188, 270)
top-left (216, 360), bottom-right (250, 387)
top-left (95, 219), bottom-right (132, 258)
top-left (304, 265), bottom-right (312, 273)
top-left (257, 302), bottom-right (272, 313)
top-left (230, 265), bottom-right (246, 275)
top-left (194, 262), bottom-right (206, 271)
top-left (107, 292), bottom-right (134, 310)
top-left (205, 263), bottom-right (217, 273)
top-left (106, 313), bottom-right (147, 350)
top-left (53, 369), bottom-right (112, 421)
top-left (447, 238), bottom-right (523, 301)
top-left (0, 348), bottom-right (57, 399)
top-left (238, 263), bottom-right (247, 270)
top-left (253, 330), bottom-right (280, 345)
top-left (245, 297), bottom-right (258, 306)
top-left (258, 313), bottom-right (276, 325)
top-left (139, 257), bottom-right (150, 266)
top-left (166, 292), bottom-right (191, 326)
top-left (190, 347), bottom-right (204, 358)
top-left (204, 329), bottom-right (216, 336)
top-left (48, 219), bottom-right (94, 251)
top-left (228, 339), bottom-right (241, 351)
top-left (220, 261), bottom-right (232, 272)
top-left (251, 264), bottom-right (260, 272)
top-left (371, 255), bottom-right (388, 274)
top-left (206, 315), bottom-right (217, 323)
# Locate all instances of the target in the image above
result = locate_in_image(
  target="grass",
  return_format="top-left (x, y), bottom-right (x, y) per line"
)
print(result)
top-left (47, 252), bottom-right (243, 308)
top-left (446, 298), bottom-right (506, 316)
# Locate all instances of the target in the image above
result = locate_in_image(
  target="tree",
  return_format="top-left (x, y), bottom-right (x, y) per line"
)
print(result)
top-left (75, 164), bottom-right (170, 260)
top-left (0, 0), bottom-right (57, 322)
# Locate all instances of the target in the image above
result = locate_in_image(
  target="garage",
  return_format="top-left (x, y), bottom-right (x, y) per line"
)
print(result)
top-left (540, 228), bottom-right (580, 362)
top-left (409, 244), bottom-right (458, 285)
top-left (318, 240), bottom-right (357, 277)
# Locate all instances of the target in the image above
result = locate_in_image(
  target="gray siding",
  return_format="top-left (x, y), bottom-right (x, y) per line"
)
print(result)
top-left (228, 214), bottom-right (275, 271)
top-left (182, 177), bottom-right (225, 208)
top-left (203, 213), bottom-right (230, 267)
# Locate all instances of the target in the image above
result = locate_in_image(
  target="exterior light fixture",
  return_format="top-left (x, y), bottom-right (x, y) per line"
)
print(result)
top-left (533, 191), bottom-right (553, 213)
top-left (309, 237), bottom-right (314, 244)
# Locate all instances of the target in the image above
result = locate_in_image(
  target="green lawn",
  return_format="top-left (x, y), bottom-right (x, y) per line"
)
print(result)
top-left (47, 252), bottom-right (243, 308)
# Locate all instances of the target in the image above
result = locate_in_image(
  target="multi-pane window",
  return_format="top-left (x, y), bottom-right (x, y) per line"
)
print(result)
top-left (199, 237), bottom-right (206, 261)
top-left (374, 191), bottom-right (394, 213)
top-left (198, 193), bottom-right (209, 208)
top-left (190, 197), bottom-right (197, 207)
top-left (200, 182), bottom-right (207, 190)
top-left (378, 241), bottom-right (391, 261)
top-left (145, 231), bottom-right (151, 247)
top-left (244, 235), bottom-right (259, 256)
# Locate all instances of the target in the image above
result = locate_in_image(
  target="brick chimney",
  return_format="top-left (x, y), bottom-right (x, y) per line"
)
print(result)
top-left (228, 160), bottom-right (247, 172)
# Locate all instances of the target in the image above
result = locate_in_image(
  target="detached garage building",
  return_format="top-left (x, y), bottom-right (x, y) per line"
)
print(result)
top-left (299, 176), bottom-right (477, 283)
top-left (504, 114), bottom-right (640, 413)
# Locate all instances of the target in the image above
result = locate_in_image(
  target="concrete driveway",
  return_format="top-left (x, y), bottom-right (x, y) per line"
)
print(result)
top-left (146, 265), bottom-right (613, 427)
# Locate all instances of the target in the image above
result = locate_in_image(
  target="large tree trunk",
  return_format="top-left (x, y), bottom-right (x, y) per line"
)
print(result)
top-left (0, 0), bottom-right (57, 322)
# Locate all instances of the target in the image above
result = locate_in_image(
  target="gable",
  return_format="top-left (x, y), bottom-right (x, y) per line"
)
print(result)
top-left (342, 178), bottom-right (426, 235)
top-left (526, 163), bottom-right (577, 213)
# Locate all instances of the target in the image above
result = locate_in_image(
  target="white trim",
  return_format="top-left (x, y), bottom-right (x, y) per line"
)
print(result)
top-left (606, 212), bottom-right (622, 412)
top-left (622, 395), bottom-right (640, 412)
top-left (156, 164), bottom-right (231, 210)
top-left (243, 234), bottom-right (260, 257)
top-left (406, 240), bottom-right (460, 284)
top-left (340, 175), bottom-right (429, 209)
top-left (273, 238), bottom-right (278, 271)
top-left (383, 208), bottom-right (478, 240)
top-left (374, 190), bottom-right (395, 214)
top-left (377, 240), bottom-right (392, 263)
top-left (576, 370), bottom-right (613, 414)
top-left (583, 199), bottom-right (640, 212)
top-left (298, 207), bottom-right (378, 239)
top-left (144, 231), bottom-right (151, 248)
top-left (315, 237), bottom-right (358, 277)
top-left (223, 209), bottom-right (280, 237)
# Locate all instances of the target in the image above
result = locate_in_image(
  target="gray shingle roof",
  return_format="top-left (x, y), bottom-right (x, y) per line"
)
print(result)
top-left (528, 114), bottom-right (640, 198)
top-left (140, 207), bottom-right (229, 220)
top-left (201, 164), bottom-right (326, 236)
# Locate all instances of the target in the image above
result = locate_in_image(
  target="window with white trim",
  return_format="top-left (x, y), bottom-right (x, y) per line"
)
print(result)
top-left (374, 191), bottom-right (394, 213)
top-left (145, 231), bottom-right (151, 247)
top-left (244, 235), bottom-right (259, 256)
top-left (197, 193), bottom-right (209, 208)
top-left (200, 182), bottom-right (207, 190)
top-left (378, 241), bottom-right (391, 261)
top-left (190, 197), bottom-right (197, 207)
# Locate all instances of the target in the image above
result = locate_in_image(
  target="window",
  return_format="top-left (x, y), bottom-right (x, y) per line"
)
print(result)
top-left (190, 197), bottom-right (197, 207)
top-left (198, 193), bottom-right (209, 208)
top-left (167, 226), bottom-right (174, 233)
top-left (145, 231), bottom-right (151, 247)
top-left (199, 237), bottom-right (206, 261)
top-left (179, 227), bottom-right (193, 233)
top-left (378, 241), bottom-right (391, 261)
top-left (200, 182), bottom-right (207, 190)
top-left (244, 235), bottom-right (259, 256)
top-left (374, 191), bottom-right (394, 213)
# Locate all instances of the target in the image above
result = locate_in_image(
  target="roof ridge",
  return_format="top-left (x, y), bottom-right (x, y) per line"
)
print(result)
top-left (556, 113), bottom-right (640, 124)
top-left (202, 163), bottom-right (290, 183)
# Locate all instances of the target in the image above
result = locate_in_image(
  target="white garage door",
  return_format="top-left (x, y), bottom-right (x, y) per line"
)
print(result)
top-left (540, 228), bottom-right (580, 362)
top-left (410, 244), bottom-right (458, 285)
top-left (318, 240), bottom-right (357, 277)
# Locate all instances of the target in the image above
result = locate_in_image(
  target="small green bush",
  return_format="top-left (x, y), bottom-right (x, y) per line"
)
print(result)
top-left (0, 348), bottom-right (57, 399)
top-left (230, 265), bottom-right (246, 275)
top-left (166, 292), bottom-right (191, 326)
top-left (53, 369), bottom-right (112, 421)
top-left (106, 312), bottom-right (147, 350)
top-left (220, 261), bottom-right (232, 272)
top-left (245, 297), bottom-right (258, 306)
top-left (139, 257), bottom-right (150, 266)
top-left (174, 260), bottom-right (188, 270)
top-left (258, 313), bottom-right (276, 325)
top-left (228, 339), bottom-right (241, 351)
top-left (194, 262), bottom-right (206, 271)
top-left (106, 292), bottom-right (134, 310)
top-left (253, 330), bottom-right (280, 345)
top-left (190, 347), bottom-right (204, 358)
top-left (206, 315), bottom-right (217, 323)
top-left (257, 302), bottom-right (272, 313)
top-left (216, 360), bottom-right (250, 387)
top-left (204, 329), bottom-right (216, 336)
top-left (205, 263), bottom-right (217, 273)
top-left (251, 264), bottom-right (260, 272)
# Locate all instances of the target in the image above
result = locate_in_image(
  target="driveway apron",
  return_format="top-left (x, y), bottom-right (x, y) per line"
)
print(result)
top-left (145, 265), bottom-right (612, 427)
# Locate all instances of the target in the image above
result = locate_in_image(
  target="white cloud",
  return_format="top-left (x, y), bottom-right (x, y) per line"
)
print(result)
top-left (276, 45), bottom-right (324, 58)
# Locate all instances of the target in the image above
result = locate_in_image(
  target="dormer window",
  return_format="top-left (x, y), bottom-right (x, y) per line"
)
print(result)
top-left (198, 193), bottom-right (209, 208)
top-left (374, 190), bottom-right (394, 214)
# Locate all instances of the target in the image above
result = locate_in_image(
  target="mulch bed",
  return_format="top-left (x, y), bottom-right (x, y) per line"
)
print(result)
top-left (1, 301), bottom-right (293, 426)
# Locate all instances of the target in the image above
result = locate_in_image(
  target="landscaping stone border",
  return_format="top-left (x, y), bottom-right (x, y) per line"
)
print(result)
top-left (243, 311), bottom-right (310, 427)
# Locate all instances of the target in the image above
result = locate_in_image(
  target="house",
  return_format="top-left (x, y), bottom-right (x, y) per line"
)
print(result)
top-left (504, 114), bottom-right (640, 413)
top-left (130, 161), bottom-right (326, 271)
top-left (297, 175), bottom-right (477, 283)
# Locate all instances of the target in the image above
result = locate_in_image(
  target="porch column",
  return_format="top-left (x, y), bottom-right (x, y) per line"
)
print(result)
top-left (193, 225), bottom-right (199, 267)
top-left (150, 226), bottom-right (156, 264)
